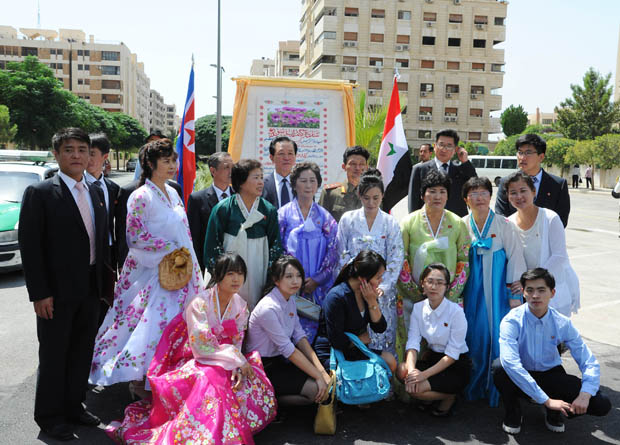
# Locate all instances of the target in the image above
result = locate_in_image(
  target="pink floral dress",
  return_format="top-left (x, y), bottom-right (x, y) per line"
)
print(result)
top-left (90, 180), bottom-right (203, 386)
top-left (107, 287), bottom-right (277, 444)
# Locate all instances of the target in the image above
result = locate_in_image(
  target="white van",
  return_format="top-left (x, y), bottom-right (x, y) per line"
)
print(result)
top-left (469, 155), bottom-right (518, 186)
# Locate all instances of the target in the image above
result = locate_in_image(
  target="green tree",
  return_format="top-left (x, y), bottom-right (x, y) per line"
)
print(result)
top-left (544, 137), bottom-right (575, 169)
top-left (593, 134), bottom-right (620, 170)
top-left (0, 104), bottom-right (18, 147)
top-left (0, 56), bottom-right (76, 148)
top-left (555, 68), bottom-right (620, 140)
top-left (500, 104), bottom-right (528, 136)
top-left (110, 113), bottom-right (147, 150)
top-left (493, 134), bottom-right (520, 155)
top-left (195, 114), bottom-right (232, 156)
top-left (354, 89), bottom-right (393, 166)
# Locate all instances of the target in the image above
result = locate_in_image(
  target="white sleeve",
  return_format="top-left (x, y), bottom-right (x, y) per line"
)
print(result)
top-left (503, 218), bottom-right (527, 284)
top-left (444, 306), bottom-right (469, 360)
top-left (542, 210), bottom-right (569, 279)
top-left (405, 305), bottom-right (422, 352)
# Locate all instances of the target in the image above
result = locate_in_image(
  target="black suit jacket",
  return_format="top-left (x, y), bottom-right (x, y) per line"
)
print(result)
top-left (495, 169), bottom-right (570, 227)
top-left (408, 159), bottom-right (477, 217)
top-left (19, 174), bottom-right (108, 302)
top-left (261, 172), bottom-right (279, 208)
top-left (115, 179), bottom-right (184, 267)
top-left (187, 185), bottom-right (219, 272)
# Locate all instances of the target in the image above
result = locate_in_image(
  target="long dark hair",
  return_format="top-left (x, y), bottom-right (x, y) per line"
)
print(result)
top-left (207, 253), bottom-right (247, 289)
top-left (262, 255), bottom-right (305, 296)
top-left (139, 138), bottom-right (177, 186)
top-left (333, 250), bottom-right (386, 287)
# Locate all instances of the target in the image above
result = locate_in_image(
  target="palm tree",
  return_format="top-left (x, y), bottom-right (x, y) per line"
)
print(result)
top-left (354, 89), bottom-right (389, 166)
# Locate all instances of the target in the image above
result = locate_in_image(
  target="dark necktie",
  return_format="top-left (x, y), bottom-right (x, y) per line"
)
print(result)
top-left (532, 176), bottom-right (538, 184)
top-left (221, 191), bottom-right (228, 200)
top-left (442, 163), bottom-right (449, 173)
top-left (280, 178), bottom-right (290, 206)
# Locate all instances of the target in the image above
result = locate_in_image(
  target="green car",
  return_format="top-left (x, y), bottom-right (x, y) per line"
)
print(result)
top-left (0, 157), bottom-right (58, 271)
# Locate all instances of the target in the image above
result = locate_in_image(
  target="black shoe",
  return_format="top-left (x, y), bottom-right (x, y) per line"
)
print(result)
top-left (69, 410), bottom-right (101, 427)
top-left (502, 406), bottom-right (522, 435)
top-left (545, 409), bottom-right (565, 433)
top-left (41, 424), bottom-right (77, 441)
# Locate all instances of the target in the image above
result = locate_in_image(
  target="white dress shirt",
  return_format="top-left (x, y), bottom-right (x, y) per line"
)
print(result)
top-left (406, 297), bottom-right (469, 360)
top-left (532, 168), bottom-right (543, 197)
top-left (434, 157), bottom-right (451, 173)
top-left (58, 171), bottom-right (95, 225)
top-left (274, 171), bottom-right (292, 207)
top-left (213, 184), bottom-right (232, 201)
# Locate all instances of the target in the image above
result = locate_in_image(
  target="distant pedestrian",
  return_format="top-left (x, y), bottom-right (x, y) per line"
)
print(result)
top-left (612, 176), bottom-right (620, 237)
top-left (571, 164), bottom-right (580, 188)
top-left (585, 166), bottom-right (593, 189)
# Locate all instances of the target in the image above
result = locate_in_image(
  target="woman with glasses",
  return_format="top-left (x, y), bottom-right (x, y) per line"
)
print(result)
top-left (396, 170), bottom-right (470, 377)
top-left (461, 177), bottom-right (526, 407)
top-left (505, 171), bottom-right (579, 317)
top-left (396, 263), bottom-right (470, 416)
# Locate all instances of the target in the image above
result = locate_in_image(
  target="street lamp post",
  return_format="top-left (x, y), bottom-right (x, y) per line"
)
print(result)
top-left (215, 0), bottom-right (222, 152)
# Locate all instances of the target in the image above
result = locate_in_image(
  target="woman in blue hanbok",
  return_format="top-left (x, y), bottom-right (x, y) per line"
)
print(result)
top-left (461, 177), bottom-right (526, 407)
top-left (278, 162), bottom-right (338, 342)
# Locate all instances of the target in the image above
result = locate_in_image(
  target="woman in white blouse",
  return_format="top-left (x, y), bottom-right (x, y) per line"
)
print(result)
top-left (506, 171), bottom-right (580, 316)
top-left (396, 263), bottom-right (470, 416)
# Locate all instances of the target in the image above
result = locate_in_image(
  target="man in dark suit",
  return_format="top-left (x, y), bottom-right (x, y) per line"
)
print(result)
top-left (495, 134), bottom-right (570, 227)
top-left (115, 141), bottom-right (183, 267)
top-left (382, 143), bottom-right (432, 213)
top-left (261, 136), bottom-right (297, 209)
top-left (408, 129), bottom-right (477, 216)
top-left (19, 128), bottom-right (109, 441)
top-left (187, 152), bottom-right (234, 273)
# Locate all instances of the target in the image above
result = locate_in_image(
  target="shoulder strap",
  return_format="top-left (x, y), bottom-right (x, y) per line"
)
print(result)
top-left (344, 332), bottom-right (379, 361)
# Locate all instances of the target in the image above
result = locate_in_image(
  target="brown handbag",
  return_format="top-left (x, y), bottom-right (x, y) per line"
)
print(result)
top-left (313, 371), bottom-right (337, 435)
top-left (158, 247), bottom-right (193, 291)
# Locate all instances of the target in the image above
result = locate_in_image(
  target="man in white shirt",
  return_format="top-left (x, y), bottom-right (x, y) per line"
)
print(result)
top-left (262, 136), bottom-right (297, 209)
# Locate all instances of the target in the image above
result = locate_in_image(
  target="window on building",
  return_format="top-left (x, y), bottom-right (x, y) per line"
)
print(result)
top-left (344, 7), bottom-right (359, 16)
top-left (344, 32), bottom-right (358, 41)
top-left (101, 65), bottom-right (121, 75)
top-left (469, 132), bottom-right (482, 140)
top-left (473, 39), bottom-right (486, 48)
top-left (342, 56), bottom-right (357, 65)
top-left (494, 17), bottom-right (505, 26)
top-left (421, 60), bottom-right (434, 69)
top-left (447, 61), bottom-right (460, 70)
top-left (421, 83), bottom-right (434, 92)
top-left (315, 31), bottom-right (337, 43)
top-left (448, 38), bottom-right (461, 47)
top-left (369, 57), bottom-right (384, 67)
top-left (418, 130), bottom-right (432, 139)
top-left (370, 33), bottom-right (384, 43)
top-left (85, 50), bottom-right (90, 56)
top-left (85, 79), bottom-right (90, 85)
top-left (398, 10), bottom-right (411, 20)
top-left (472, 63), bottom-right (485, 71)
top-left (446, 84), bottom-right (459, 94)
top-left (445, 107), bottom-right (458, 116)
top-left (397, 82), bottom-right (408, 92)
top-left (449, 14), bottom-right (463, 23)
top-left (396, 34), bottom-right (410, 44)
top-left (101, 51), bottom-right (120, 61)
top-left (491, 63), bottom-right (504, 72)
top-left (474, 15), bottom-right (488, 24)
top-left (50, 48), bottom-right (56, 55)
top-left (84, 64), bottom-right (90, 70)
top-left (77, 50), bottom-right (83, 56)
top-left (314, 7), bottom-right (337, 26)
top-left (371, 9), bottom-right (385, 18)
top-left (423, 12), bottom-right (437, 22)
top-left (470, 108), bottom-right (483, 117)
top-left (471, 85), bottom-right (484, 94)
top-left (78, 64), bottom-right (83, 70)
top-left (78, 79), bottom-right (83, 85)
top-left (395, 58), bottom-right (409, 68)
top-left (56, 49), bottom-right (63, 55)
top-left (542, 118), bottom-right (553, 125)
top-left (419, 106), bottom-right (433, 116)
top-left (368, 81), bottom-right (383, 90)
top-left (288, 54), bottom-right (299, 60)
top-left (21, 47), bottom-right (38, 56)
top-left (422, 36), bottom-right (435, 45)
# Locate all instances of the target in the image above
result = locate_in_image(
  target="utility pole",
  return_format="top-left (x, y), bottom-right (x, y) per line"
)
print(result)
top-left (215, 0), bottom-right (222, 152)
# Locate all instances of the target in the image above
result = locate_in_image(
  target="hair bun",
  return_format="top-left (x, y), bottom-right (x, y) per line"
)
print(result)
top-left (362, 168), bottom-right (382, 179)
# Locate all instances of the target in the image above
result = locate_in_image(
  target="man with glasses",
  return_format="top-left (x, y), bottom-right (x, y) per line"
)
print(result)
top-left (408, 129), bottom-right (477, 216)
top-left (495, 134), bottom-right (570, 227)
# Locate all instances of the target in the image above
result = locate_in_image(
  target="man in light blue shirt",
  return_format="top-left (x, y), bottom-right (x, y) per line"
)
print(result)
top-left (493, 268), bottom-right (611, 435)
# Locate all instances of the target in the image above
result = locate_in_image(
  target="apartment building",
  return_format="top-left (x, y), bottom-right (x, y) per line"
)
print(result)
top-left (275, 40), bottom-right (301, 76)
top-left (165, 104), bottom-right (179, 136)
top-left (298, 0), bottom-right (507, 149)
top-left (250, 57), bottom-right (276, 76)
top-left (528, 107), bottom-right (557, 127)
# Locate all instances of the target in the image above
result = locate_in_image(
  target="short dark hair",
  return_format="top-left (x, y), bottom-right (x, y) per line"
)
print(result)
top-left (207, 151), bottom-right (232, 170)
top-left (516, 134), bottom-right (546, 155)
top-left (435, 129), bottom-right (460, 146)
top-left (462, 176), bottom-right (493, 200)
top-left (207, 253), bottom-right (247, 288)
top-left (139, 138), bottom-right (178, 186)
top-left (343, 145), bottom-right (370, 164)
top-left (290, 162), bottom-right (322, 196)
top-left (89, 133), bottom-right (111, 155)
top-left (420, 143), bottom-right (433, 152)
top-left (263, 255), bottom-right (305, 296)
top-left (231, 159), bottom-right (262, 193)
top-left (52, 128), bottom-right (90, 152)
top-left (146, 130), bottom-right (165, 142)
top-left (520, 267), bottom-right (555, 290)
top-left (358, 168), bottom-right (384, 196)
top-left (334, 250), bottom-right (387, 287)
top-left (505, 171), bottom-right (536, 193)
top-left (269, 136), bottom-right (298, 156)
top-left (419, 263), bottom-right (451, 291)
top-left (421, 169), bottom-right (451, 199)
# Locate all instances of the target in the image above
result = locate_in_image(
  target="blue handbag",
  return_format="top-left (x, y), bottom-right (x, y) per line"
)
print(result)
top-left (329, 332), bottom-right (392, 405)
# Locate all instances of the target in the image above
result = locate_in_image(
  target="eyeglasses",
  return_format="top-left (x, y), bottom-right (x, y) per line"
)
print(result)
top-left (424, 279), bottom-right (447, 287)
top-left (467, 191), bottom-right (490, 199)
top-left (516, 150), bottom-right (538, 157)
top-left (436, 143), bottom-right (455, 150)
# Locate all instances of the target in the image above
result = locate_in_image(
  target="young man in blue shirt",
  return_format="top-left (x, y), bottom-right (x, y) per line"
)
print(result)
top-left (493, 268), bottom-right (611, 434)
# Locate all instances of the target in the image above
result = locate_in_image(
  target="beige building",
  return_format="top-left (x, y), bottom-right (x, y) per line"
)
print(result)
top-left (149, 89), bottom-right (166, 133)
top-left (250, 57), bottom-right (275, 76)
top-left (0, 26), bottom-right (174, 133)
top-left (165, 104), bottom-right (179, 137)
top-left (275, 40), bottom-right (301, 76)
top-left (298, 0), bottom-right (507, 148)
top-left (528, 107), bottom-right (558, 127)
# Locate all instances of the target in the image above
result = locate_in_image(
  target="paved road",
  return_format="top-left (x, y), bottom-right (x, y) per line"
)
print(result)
top-left (1, 188), bottom-right (618, 444)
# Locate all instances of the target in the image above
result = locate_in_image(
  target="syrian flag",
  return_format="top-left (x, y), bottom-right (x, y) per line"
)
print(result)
top-left (377, 76), bottom-right (408, 190)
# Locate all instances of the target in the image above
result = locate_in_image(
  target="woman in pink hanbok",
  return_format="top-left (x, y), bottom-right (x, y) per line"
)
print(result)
top-left (108, 253), bottom-right (277, 444)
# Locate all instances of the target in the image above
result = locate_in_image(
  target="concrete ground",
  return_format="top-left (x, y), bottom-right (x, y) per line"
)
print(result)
top-left (0, 186), bottom-right (619, 444)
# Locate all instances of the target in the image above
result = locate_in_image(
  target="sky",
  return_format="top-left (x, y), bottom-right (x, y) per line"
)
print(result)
top-left (3, 0), bottom-right (620, 122)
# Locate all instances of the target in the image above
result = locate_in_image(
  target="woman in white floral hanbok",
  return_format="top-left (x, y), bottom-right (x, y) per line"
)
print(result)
top-left (89, 139), bottom-right (203, 393)
top-left (337, 169), bottom-right (404, 354)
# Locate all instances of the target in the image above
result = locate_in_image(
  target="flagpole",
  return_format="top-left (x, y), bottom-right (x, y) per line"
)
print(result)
top-left (215, 0), bottom-right (222, 152)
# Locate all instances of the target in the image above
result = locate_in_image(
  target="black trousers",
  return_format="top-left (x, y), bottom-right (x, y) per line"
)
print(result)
top-left (493, 365), bottom-right (611, 418)
top-left (34, 268), bottom-right (100, 429)
top-left (572, 175), bottom-right (579, 188)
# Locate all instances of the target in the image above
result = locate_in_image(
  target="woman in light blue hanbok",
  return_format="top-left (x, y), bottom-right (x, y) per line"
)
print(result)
top-left (461, 177), bottom-right (526, 407)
